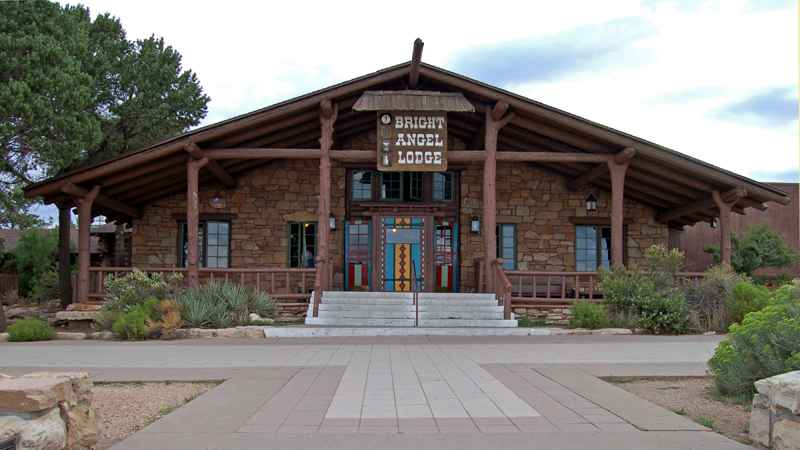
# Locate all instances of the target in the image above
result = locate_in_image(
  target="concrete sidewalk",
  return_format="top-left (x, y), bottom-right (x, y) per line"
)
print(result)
top-left (0, 335), bottom-right (746, 449)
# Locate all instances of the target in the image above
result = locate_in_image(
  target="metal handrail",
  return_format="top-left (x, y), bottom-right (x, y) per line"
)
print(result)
top-left (410, 262), bottom-right (419, 327)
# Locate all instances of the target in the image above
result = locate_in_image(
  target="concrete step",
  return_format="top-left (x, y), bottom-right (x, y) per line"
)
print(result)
top-left (417, 319), bottom-right (518, 328)
top-left (416, 305), bottom-right (503, 312)
top-left (418, 311), bottom-right (504, 319)
top-left (319, 304), bottom-right (415, 312)
top-left (321, 298), bottom-right (415, 305)
top-left (323, 291), bottom-right (412, 300)
top-left (318, 310), bottom-right (417, 319)
top-left (265, 327), bottom-right (554, 337)
top-left (304, 317), bottom-right (416, 327)
top-left (417, 299), bottom-right (499, 306)
top-left (417, 293), bottom-right (496, 301)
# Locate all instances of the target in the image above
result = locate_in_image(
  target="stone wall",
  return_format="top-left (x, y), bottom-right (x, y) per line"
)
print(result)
top-left (751, 371), bottom-right (800, 449)
top-left (0, 372), bottom-right (97, 450)
top-left (130, 129), bottom-right (668, 296)
top-left (457, 162), bottom-right (669, 291)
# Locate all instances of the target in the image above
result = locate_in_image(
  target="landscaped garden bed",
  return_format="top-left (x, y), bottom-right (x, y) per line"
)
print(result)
top-left (610, 376), bottom-right (751, 445)
top-left (92, 381), bottom-right (217, 449)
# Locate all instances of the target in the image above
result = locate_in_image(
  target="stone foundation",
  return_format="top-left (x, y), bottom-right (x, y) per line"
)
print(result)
top-left (0, 372), bottom-right (98, 450)
top-left (750, 371), bottom-right (800, 450)
top-left (513, 304), bottom-right (573, 326)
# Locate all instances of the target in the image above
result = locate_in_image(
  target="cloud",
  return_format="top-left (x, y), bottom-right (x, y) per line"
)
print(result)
top-left (448, 17), bottom-right (655, 85)
top-left (745, 0), bottom-right (795, 12)
top-left (749, 168), bottom-right (799, 182)
top-left (717, 87), bottom-right (798, 126)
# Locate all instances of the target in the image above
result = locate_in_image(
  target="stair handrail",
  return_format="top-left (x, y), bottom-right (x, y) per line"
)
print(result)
top-left (411, 261), bottom-right (419, 327)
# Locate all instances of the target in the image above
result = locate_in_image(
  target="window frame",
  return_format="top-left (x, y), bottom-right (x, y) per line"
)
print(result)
top-left (432, 172), bottom-right (455, 202)
top-left (288, 221), bottom-right (318, 268)
top-left (177, 219), bottom-right (231, 268)
top-left (574, 224), bottom-right (627, 271)
top-left (496, 223), bottom-right (517, 270)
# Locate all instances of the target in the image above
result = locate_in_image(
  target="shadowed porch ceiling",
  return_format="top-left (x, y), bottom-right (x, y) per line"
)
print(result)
top-left (24, 61), bottom-right (789, 227)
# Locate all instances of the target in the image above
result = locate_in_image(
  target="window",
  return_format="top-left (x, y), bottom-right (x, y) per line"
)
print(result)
top-left (351, 170), bottom-right (373, 201)
top-left (179, 220), bottom-right (230, 268)
top-left (575, 225), bottom-right (613, 271)
top-left (406, 172), bottom-right (423, 201)
top-left (289, 222), bottom-right (317, 268)
top-left (433, 172), bottom-right (454, 201)
top-left (496, 224), bottom-right (516, 270)
top-left (380, 172), bottom-right (401, 200)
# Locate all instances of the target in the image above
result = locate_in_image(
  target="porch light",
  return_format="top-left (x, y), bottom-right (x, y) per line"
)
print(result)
top-left (470, 216), bottom-right (480, 234)
top-left (329, 215), bottom-right (336, 230)
top-left (209, 193), bottom-right (225, 209)
top-left (585, 193), bottom-right (598, 212)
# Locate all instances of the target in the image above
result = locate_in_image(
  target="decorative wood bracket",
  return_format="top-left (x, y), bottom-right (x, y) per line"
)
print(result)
top-left (656, 187), bottom-right (747, 223)
top-left (184, 143), bottom-right (236, 188)
top-left (62, 183), bottom-right (140, 218)
top-left (567, 147), bottom-right (636, 191)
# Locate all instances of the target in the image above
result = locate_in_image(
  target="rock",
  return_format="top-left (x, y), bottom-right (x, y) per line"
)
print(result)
top-left (702, 331), bottom-right (716, 336)
top-left (60, 403), bottom-right (98, 449)
top-left (774, 419), bottom-right (800, 450)
top-left (65, 304), bottom-right (102, 312)
top-left (54, 311), bottom-right (100, 322)
top-left (88, 331), bottom-right (114, 340)
top-left (22, 372), bottom-right (92, 405)
top-left (590, 328), bottom-right (632, 335)
top-left (0, 377), bottom-right (70, 412)
top-left (6, 307), bottom-right (39, 320)
top-left (55, 332), bottom-right (86, 340)
top-left (749, 396), bottom-right (771, 447)
top-left (0, 333), bottom-right (7, 342)
top-left (249, 313), bottom-right (262, 322)
top-left (17, 408), bottom-right (67, 450)
top-left (0, 413), bottom-right (26, 443)
top-left (755, 371), bottom-right (800, 414)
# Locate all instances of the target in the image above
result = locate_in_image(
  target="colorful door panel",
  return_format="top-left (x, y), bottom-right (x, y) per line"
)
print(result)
top-left (434, 218), bottom-right (458, 292)
top-left (380, 216), bottom-right (423, 292)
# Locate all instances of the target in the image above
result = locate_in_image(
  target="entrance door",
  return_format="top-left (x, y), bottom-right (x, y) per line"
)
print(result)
top-left (379, 216), bottom-right (424, 292)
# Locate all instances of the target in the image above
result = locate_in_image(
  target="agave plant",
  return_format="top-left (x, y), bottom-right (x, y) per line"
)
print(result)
top-left (176, 280), bottom-right (274, 329)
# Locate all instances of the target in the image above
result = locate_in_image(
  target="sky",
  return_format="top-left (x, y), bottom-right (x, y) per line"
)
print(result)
top-left (35, 0), bottom-right (799, 222)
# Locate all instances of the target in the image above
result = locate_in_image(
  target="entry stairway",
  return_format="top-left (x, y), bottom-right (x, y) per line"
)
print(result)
top-left (304, 291), bottom-right (517, 327)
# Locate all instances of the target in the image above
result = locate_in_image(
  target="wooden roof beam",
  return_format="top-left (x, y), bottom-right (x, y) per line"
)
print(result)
top-left (61, 183), bottom-right (141, 218)
top-left (184, 143), bottom-right (236, 188)
top-left (656, 187), bottom-right (747, 223)
top-left (408, 38), bottom-right (424, 88)
top-left (567, 148), bottom-right (636, 191)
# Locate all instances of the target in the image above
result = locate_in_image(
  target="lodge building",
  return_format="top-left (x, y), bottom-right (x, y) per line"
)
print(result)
top-left (24, 40), bottom-right (791, 325)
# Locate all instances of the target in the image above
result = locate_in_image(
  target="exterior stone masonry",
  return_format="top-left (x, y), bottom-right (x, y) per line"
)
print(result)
top-left (131, 129), bottom-right (668, 298)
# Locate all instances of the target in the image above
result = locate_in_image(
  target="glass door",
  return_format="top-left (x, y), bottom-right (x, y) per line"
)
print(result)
top-left (380, 216), bottom-right (424, 292)
top-left (344, 219), bottom-right (371, 290)
top-left (433, 218), bottom-right (458, 292)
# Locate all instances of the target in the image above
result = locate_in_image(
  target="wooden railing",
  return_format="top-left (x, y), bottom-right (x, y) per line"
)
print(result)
top-left (489, 259), bottom-right (513, 320)
top-left (77, 267), bottom-right (316, 307)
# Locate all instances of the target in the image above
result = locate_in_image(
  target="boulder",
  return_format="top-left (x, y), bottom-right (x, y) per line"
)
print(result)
top-left (16, 408), bottom-right (67, 450)
top-left (0, 377), bottom-right (70, 412)
top-left (750, 393), bottom-right (771, 447)
top-left (755, 371), bottom-right (800, 414)
top-left (55, 332), bottom-right (87, 341)
top-left (590, 328), bottom-right (632, 335)
top-left (0, 333), bottom-right (7, 342)
top-left (54, 311), bottom-right (99, 322)
top-left (65, 304), bottom-right (102, 312)
top-left (88, 331), bottom-right (114, 340)
top-left (774, 419), bottom-right (800, 450)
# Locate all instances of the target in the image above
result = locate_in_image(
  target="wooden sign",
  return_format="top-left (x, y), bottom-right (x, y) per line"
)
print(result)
top-left (376, 111), bottom-right (447, 171)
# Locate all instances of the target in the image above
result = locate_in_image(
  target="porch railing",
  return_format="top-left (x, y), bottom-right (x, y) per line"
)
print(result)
top-left (76, 267), bottom-right (316, 316)
top-left (474, 257), bottom-right (705, 307)
top-left (489, 259), bottom-right (513, 320)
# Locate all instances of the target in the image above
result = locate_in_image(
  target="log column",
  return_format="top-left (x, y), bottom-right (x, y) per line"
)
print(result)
top-left (187, 156), bottom-right (208, 288)
top-left (712, 188), bottom-right (746, 267)
top-left (58, 204), bottom-right (72, 308)
top-left (314, 100), bottom-right (337, 317)
top-left (483, 102), bottom-right (514, 290)
top-left (607, 155), bottom-right (631, 268)
top-left (76, 186), bottom-right (100, 303)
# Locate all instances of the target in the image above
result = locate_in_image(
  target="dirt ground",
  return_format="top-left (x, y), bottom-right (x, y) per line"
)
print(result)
top-left (610, 377), bottom-right (752, 445)
top-left (92, 381), bottom-right (217, 449)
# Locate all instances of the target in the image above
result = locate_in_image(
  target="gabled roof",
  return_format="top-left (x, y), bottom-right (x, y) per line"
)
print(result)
top-left (24, 61), bottom-right (789, 226)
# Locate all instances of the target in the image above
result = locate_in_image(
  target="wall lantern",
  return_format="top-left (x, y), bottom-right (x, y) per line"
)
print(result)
top-left (470, 216), bottom-right (481, 234)
top-left (585, 193), bottom-right (598, 212)
top-left (329, 215), bottom-right (336, 230)
top-left (209, 193), bottom-right (226, 209)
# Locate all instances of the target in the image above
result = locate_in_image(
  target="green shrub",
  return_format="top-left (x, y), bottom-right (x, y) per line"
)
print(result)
top-left (29, 268), bottom-right (59, 304)
top-left (683, 265), bottom-right (747, 332)
top-left (727, 281), bottom-right (770, 326)
top-left (708, 283), bottom-right (800, 396)
top-left (94, 310), bottom-right (120, 331)
top-left (103, 270), bottom-right (183, 313)
top-left (13, 229), bottom-right (58, 300)
top-left (637, 292), bottom-right (692, 334)
top-left (705, 224), bottom-right (800, 276)
top-left (112, 308), bottom-right (149, 340)
top-left (570, 302), bottom-right (609, 329)
top-left (7, 318), bottom-right (56, 342)
top-left (177, 281), bottom-right (274, 329)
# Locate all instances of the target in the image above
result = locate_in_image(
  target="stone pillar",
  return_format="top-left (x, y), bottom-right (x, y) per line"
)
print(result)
top-left (186, 158), bottom-right (208, 288)
top-left (607, 159), bottom-right (630, 268)
top-left (76, 187), bottom-right (100, 304)
top-left (58, 204), bottom-right (72, 308)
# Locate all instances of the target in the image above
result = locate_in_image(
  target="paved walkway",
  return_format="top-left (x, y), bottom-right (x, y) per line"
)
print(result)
top-left (0, 335), bottom-right (751, 449)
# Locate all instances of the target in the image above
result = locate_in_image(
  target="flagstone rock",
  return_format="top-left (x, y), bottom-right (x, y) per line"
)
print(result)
top-left (751, 371), bottom-right (800, 449)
